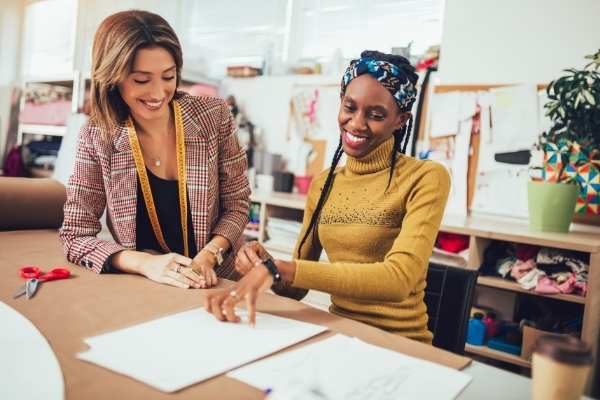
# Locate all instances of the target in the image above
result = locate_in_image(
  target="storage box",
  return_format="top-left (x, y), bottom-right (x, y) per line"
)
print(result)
top-left (521, 325), bottom-right (571, 361)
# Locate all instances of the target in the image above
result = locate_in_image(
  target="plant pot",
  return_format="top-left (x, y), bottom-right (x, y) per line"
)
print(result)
top-left (527, 181), bottom-right (578, 233)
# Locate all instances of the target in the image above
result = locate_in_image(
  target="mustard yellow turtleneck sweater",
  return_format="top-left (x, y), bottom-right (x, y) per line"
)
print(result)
top-left (291, 136), bottom-right (450, 343)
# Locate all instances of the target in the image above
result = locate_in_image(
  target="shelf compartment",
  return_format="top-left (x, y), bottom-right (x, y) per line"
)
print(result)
top-left (19, 124), bottom-right (67, 137)
top-left (477, 276), bottom-right (585, 304)
top-left (250, 191), bottom-right (306, 210)
top-left (465, 343), bottom-right (531, 368)
top-left (243, 229), bottom-right (260, 239)
top-left (263, 241), bottom-right (295, 255)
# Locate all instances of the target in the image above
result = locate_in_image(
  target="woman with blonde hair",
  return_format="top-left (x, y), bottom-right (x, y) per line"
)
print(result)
top-left (60, 10), bottom-right (250, 289)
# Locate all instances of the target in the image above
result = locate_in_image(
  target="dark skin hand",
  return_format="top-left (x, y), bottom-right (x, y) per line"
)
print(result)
top-left (203, 241), bottom-right (295, 325)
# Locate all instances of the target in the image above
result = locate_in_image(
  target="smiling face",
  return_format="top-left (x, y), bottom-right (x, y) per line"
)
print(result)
top-left (338, 74), bottom-right (408, 158)
top-left (118, 46), bottom-right (177, 126)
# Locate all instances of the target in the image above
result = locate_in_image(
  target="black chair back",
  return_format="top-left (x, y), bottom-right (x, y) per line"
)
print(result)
top-left (425, 262), bottom-right (478, 354)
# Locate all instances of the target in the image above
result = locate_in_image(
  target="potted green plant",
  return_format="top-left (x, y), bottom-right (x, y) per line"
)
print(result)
top-left (529, 49), bottom-right (600, 232)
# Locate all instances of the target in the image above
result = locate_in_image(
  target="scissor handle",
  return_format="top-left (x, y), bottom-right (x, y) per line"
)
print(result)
top-left (20, 266), bottom-right (41, 279)
top-left (40, 268), bottom-right (71, 281)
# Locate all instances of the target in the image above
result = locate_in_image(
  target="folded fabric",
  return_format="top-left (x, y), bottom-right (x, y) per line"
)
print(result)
top-left (515, 244), bottom-right (540, 262)
top-left (510, 259), bottom-right (537, 280)
top-left (517, 269), bottom-right (546, 290)
top-left (556, 273), bottom-right (577, 294)
top-left (436, 232), bottom-right (470, 254)
top-left (496, 257), bottom-right (516, 278)
top-left (481, 242), bottom-right (514, 276)
top-left (535, 276), bottom-right (561, 294)
top-left (535, 273), bottom-right (585, 296)
top-left (551, 272), bottom-right (573, 284)
top-left (536, 248), bottom-right (589, 275)
top-left (574, 281), bottom-right (588, 297)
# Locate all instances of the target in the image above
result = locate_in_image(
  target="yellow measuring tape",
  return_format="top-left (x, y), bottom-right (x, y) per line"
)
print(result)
top-left (126, 100), bottom-right (189, 257)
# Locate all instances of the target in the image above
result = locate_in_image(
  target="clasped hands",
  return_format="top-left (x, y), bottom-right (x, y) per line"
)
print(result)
top-left (140, 248), bottom-right (218, 289)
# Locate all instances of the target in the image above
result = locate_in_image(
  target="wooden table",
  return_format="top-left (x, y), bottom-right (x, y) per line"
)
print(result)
top-left (0, 230), bottom-right (471, 399)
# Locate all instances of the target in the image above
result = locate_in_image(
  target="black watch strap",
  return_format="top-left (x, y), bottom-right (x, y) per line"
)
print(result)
top-left (262, 258), bottom-right (282, 282)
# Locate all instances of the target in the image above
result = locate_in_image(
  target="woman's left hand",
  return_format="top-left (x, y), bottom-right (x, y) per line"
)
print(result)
top-left (203, 264), bottom-right (273, 325)
top-left (191, 250), bottom-right (219, 288)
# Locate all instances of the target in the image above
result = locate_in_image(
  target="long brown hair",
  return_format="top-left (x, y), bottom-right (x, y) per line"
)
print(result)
top-left (90, 10), bottom-right (183, 139)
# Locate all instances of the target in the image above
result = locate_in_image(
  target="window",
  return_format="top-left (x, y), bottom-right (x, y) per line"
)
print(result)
top-left (22, 0), bottom-right (78, 79)
top-left (293, 0), bottom-right (444, 61)
top-left (179, 0), bottom-right (291, 78)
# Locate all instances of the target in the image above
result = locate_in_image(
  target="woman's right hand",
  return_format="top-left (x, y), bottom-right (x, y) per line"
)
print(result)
top-left (139, 252), bottom-right (204, 289)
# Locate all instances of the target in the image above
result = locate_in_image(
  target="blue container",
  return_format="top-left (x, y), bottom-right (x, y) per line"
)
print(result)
top-left (467, 313), bottom-right (486, 346)
top-left (487, 337), bottom-right (522, 356)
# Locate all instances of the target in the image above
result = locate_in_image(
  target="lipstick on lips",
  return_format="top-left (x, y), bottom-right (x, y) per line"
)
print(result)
top-left (343, 130), bottom-right (368, 150)
top-left (139, 98), bottom-right (164, 111)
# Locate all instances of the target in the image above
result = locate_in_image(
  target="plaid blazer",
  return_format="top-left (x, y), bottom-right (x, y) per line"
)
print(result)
top-left (59, 95), bottom-right (250, 278)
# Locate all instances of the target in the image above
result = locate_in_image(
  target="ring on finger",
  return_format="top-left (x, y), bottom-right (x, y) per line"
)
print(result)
top-left (175, 264), bottom-right (183, 274)
top-left (229, 290), bottom-right (239, 300)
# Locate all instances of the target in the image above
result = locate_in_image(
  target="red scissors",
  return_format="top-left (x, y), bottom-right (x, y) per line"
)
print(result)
top-left (13, 266), bottom-right (71, 300)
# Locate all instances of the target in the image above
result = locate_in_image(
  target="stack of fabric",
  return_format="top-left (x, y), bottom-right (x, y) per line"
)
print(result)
top-left (481, 243), bottom-right (588, 297)
top-left (431, 232), bottom-right (470, 267)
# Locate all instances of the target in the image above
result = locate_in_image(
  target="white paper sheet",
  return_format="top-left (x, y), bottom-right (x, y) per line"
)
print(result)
top-left (229, 335), bottom-right (472, 400)
top-left (429, 91), bottom-right (461, 138)
top-left (0, 302), bottom-right (64, 400)
top-left (489, 84), bottom-right (539, 152)
top-left (77, 307), bottom-right (327, 393)
top-left (440, 115), bottom-right (472, 217)
top-left (471, 85), bottom-right (541, 218)
top-left (470, 166), bottom-right (530, 219)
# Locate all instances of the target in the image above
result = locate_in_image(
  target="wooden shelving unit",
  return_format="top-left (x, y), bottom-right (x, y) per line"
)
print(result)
top-left (250, 191), bottom-right (306, 211)
top-left (477, 276), bottom-right (586, 305)
top-left (244, 190), bottom-right (600, 383)
top-left (17, 76), bottom-right (76, 145)
top-left (465, 344), bottom-right (531, 369)
top-left (18, 124), bottom-right (67, 137)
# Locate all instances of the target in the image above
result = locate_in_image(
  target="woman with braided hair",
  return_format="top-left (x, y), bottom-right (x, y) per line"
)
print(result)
top-left (205, 50), bottom-right (450, 343)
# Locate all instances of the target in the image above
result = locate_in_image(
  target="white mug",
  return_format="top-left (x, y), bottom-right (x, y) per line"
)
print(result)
top-left (256, 174), bottom-right (274, 192)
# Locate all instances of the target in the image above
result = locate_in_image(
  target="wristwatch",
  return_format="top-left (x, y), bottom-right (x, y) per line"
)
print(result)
top-left (262, 258), bottom-right (282, 283)
top-left (203, 243), bottom-right (225, 266)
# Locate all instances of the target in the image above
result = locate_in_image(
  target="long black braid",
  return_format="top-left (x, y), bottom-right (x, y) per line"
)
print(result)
top-left (297, 50), bottom-right (418, 258)
top-left (387, 114), bottom-right (414, 189)
top-left (296, 138), bottom-right (344, 255)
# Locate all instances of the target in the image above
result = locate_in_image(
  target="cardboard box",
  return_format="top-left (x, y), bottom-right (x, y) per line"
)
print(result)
top-left (521, 325), bottom-right (571, 361)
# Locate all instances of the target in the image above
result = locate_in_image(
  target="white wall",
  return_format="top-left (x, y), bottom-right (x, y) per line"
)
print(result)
top-left (0, 0), bottom-right (22, 86)
top-left (76, 0), bottom-right (179, 77)
top-left (220, 75), bottom-right (342, 176)
top-left (438, 0), bottom-right (600, 84)
top-left (0, 0), bottom-right (24, 162)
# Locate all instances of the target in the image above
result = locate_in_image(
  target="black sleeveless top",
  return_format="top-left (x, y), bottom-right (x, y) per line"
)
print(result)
top-left (102, 168), bottom-right (197, 273)
top-left (135, 168), bottom-right (197, 256)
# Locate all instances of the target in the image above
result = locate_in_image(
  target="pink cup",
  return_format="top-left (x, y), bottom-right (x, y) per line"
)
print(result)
top-left (295, 176), bottom-right (313, 195)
